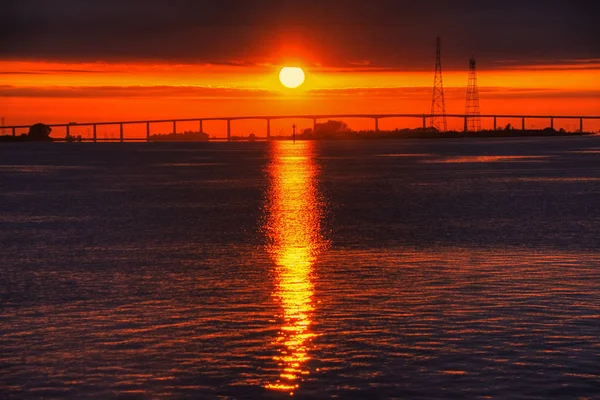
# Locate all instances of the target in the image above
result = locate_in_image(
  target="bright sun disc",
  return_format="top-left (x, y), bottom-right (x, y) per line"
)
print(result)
top-left (279, 67), bottom-right (305, 89)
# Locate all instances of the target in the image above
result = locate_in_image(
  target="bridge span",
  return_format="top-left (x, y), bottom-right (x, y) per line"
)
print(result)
top-left (1, 113), bottom-right (599, 142)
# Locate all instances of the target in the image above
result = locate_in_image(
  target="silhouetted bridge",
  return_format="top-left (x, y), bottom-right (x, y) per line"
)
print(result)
top-left (1, 113), bottom-right (599, 142)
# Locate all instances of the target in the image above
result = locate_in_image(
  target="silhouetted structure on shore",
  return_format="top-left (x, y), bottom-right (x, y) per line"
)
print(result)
top-left (430, 37), bottom-right (447, 132)
top-left (465, 57), bottom-right (482, 131)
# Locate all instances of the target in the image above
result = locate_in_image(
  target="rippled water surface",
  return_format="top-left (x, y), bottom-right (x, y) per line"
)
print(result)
top-left (1, 137), bottom-right (600, 399)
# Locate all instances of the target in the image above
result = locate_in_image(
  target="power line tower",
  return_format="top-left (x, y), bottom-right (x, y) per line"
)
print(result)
top-left (430, 37), bottom-right (447, 132)
top-left (465, 57), bottom-right (481, 132)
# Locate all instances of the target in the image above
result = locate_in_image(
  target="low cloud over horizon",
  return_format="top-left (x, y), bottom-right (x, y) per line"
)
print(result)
top-left (1, 0), bottom-right (598, 69)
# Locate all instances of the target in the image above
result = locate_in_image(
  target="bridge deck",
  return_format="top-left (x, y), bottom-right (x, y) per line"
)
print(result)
top-left (1, 113), bottom-right (599, 130)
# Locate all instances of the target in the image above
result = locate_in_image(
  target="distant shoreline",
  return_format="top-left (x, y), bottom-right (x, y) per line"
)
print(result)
top-left (266, 128), bottom-right (596, 142)
top-left (0, 128), bottom-right (595, 143)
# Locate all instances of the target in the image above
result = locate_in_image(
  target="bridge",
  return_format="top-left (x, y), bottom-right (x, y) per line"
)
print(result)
top-left (1, 113), bottom-right (599, 142)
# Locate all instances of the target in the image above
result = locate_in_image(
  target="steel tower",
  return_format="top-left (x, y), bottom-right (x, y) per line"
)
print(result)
top-left (465, 57), bottom-right (481, 131)
top-left (430, 37), bottom-right (447, 132)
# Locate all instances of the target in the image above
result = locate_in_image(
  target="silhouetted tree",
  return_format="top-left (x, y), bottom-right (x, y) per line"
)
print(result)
top-left (28, 123), bottom-right (52, 141)
top-left (315, 120), bottom-right (351, 135)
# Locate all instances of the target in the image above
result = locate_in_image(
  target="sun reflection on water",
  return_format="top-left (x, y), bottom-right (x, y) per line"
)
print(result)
top-left (264, 141), bottom-right (326, 394)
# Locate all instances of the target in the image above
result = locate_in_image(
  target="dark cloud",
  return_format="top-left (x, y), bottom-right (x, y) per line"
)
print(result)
top-left (0, 69), bottom-right (119, 75)
top-left (1, 0), bottom-right (598, 69)
top-left (0, 85), bottom-right (277, 98)
top-left (0, 71), bottom-right (46, 75)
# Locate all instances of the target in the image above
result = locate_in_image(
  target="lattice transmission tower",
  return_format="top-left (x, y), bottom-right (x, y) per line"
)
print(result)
top-left (465, 57), bottom-right (481, 131)
top-left (430, 37), bottom-right (447, 132)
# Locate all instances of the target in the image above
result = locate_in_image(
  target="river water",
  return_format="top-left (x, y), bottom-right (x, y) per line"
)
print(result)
top-left (1, 137), bottom-right (599, 399)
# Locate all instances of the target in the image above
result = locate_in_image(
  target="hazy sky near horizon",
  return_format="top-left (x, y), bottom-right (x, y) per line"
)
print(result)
top-left (2, 0), bottom-right (598, 69)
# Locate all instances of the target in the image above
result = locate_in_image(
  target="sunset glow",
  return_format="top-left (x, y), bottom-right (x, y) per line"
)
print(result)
top-left (279, 67), bottom-right (306, 89)
top-left (1, 59), bottom-right (599, 135)
top-left (1, 2), bottom-right (599, 137)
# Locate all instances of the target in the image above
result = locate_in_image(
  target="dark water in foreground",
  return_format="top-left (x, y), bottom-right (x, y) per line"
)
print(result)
top-left (1, 137), bottom-right (600, 399)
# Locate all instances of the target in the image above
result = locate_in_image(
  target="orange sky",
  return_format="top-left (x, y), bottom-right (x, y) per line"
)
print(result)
top-left (1, 60), bottom-right (599, 138)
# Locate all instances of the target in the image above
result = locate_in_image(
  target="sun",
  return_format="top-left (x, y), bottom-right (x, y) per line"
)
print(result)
top-left (279, 67), bottom-right (305, 89)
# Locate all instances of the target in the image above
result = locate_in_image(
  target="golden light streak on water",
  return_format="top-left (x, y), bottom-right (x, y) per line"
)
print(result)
top-left (264, 141), bottom-right (326, 394)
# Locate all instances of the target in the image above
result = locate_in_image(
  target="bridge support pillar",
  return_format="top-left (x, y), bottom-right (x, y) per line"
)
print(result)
top-left (550, 117), bottom-right (554, 130)
top-left (199, 120), bottom-right (203, 134)
top-left (93, 124), bottom-right (97, 143)
top-left (12, 127), bottom-right (15, 137)
top-left (493, 116), bottom-right (497, 131)
top-left (173, 121), bottom-right (177, 136)
top-left (464, 117), bottom-right (468, 133)
top-left (580, 118), bottom-right (584, 133)
top-left (227, 119), bottom-right (231, 141)
top-left (146, 122), bottom-right (150, 142)
top-left (66, 125), bottom-right (70, 140)
top-left (266, 119), bottom-right (271, 139)
top-left (375, 117), bottom-right (379, 133)
top-left (422, 115), bottom-right (426, 131)
top-left (120, 123), bottom-right (124, 142)
top-left (522, 117), bottom-right (525, 131)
